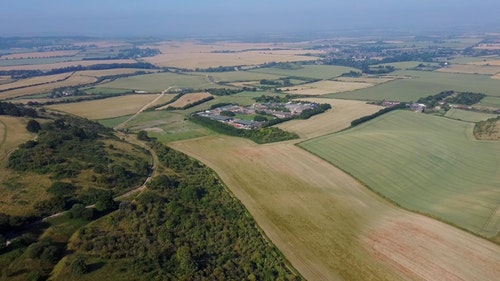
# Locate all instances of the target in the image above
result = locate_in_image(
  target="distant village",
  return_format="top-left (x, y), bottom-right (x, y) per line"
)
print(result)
top-left (197, 102), bottom-right (320, 129)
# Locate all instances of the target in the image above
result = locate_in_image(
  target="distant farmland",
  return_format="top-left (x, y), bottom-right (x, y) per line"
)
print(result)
top-left (96, 72), bottom-right (225, 92)
top-left (330, 70), bottom-right (500, 101)
top-left (300, 111), bottom-right (500, 238)
top-left (48, 94), bottom-right (162, 119)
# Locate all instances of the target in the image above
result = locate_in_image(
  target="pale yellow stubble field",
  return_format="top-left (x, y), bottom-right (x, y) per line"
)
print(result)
top-left (142, 41), bottom-right (322, 69)
top-left (47, 94), bottom-right (162, 120)
top-left (280, 80), bottom-right (375, 95)
top-left (0, 50), bottom-right (81, 60)
top-left (0, 59), bottom-right (137, 71)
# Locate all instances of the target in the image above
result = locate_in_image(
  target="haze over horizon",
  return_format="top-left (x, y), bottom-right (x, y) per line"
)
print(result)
top-left (1, 0), bottom-right (499, 38)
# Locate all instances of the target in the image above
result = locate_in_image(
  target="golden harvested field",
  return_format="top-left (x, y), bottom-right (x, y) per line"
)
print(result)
top-left (0, 72), bottom-right (71, 91)
top-left (0, 73), bottom-right (97, 99)
top-left (142, 41), bottom-right (321, 69)
top-left (436, 64), bottom-right (500, 75)
top-left (469, 59), bottom-right (500, 66)
top-left (0, 50), bottom-right (81, 60)
top-left (281, 80), bottom-right (374, 95)
top-left (48, 94), bottom-right (161, 120)
top-left (0, 59), bottom-right (136, 71)
top-left (277, 98), bottom-right (382, 139)
top-left (171, 136), bottom-right (500, 281)
top-left (160, 92), bottom-right (212, 109)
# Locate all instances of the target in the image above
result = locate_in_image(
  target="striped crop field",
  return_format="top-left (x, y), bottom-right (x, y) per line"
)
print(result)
top-left (171, 135), bottom-right (500, 281)
top-left (444, 109), bottom-right (499, 123)
top-left (330, 70), bottom-right (500, 101)
top-left (249, 64), bottom-right (359, 80)
top-left (300, 110), bottom-right (500, 238)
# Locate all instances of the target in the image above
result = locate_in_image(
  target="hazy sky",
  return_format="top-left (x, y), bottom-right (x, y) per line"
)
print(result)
top-left (1, 0), bottom-right (499, 37)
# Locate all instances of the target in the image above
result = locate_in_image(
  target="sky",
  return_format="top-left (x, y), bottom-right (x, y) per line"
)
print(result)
top-left (1, 0), bottom-right (499, 37)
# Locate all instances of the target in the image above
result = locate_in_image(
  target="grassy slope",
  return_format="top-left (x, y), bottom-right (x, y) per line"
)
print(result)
top-left (300, 111), bottom-right (500, 237)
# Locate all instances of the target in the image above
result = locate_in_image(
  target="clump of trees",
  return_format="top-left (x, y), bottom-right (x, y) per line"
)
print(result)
top-left (417, 91), bottom-right (486, 108)
top-left (189, 114), bottom-right (298, 144)
top-left (351, 103), bottom-right (407, 127)
top-left (0, 101), bottom-right (37, 118)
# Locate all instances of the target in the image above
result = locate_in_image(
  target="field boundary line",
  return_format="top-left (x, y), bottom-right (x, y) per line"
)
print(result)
top-left (295, 142), bottom-right (500, 245)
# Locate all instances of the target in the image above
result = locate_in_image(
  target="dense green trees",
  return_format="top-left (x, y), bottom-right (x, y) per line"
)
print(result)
top-left (26, 119), bottom-right (41, 133)
top-left (189, 114), bottom-right (298, 144)
top-left (66, 141), bottom-right (301, 280)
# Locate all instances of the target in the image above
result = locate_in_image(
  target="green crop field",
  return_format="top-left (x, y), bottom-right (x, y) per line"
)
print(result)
top-left (375, 61), bottom-right (440, 70)
top-left (250, 65), bottom-right (359, 80)
top-left (194, 71), bottom-right (285, 82)
top-left (480, 96), bottom-right (500, 107)
top-left (300, 111), bottom-right (500, 238)
top-left (445, 109), bottom-right (499, 122)
top-left (330, 70), bottom-right (500, 101)
top-left (95, 72), bottom-right (226, 92)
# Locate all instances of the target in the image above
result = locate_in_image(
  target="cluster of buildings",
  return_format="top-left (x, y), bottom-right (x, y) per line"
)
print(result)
top-left (197, 102), bottom-right (319, 129)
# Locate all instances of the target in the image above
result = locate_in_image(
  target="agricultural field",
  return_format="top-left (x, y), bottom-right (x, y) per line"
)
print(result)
top-left (0, 72), bottom-right (71, 91)
top-left (141, 41), bottom-right (321, 69)
top-left (1, 73), bottom-right (98, 99)
top-left (479, 96), bottom-right (500, 107)
top-left (277, 98), bottom-right (382, 139)
top-left (300, 111), bottom-right (500, 238)
top-left (249, 65), bottom-right (359, 80)
top-left (170, 135), bottom-right (500, 281)
top-left (375, 61), bottom-right (440, 70)
top-left (281, 80), bottom-right (375, 95)
top-left (157, 92), bottom-right (212, 109)
top-left (444, 109), bottom-right (499, 122)
top-left (47, 94), bottom-right (161, 119)
top-left (0, 59), bottom-right (136, 71)
top-left (95, 72), bottom-right (224, 92)
top-left (196, 71), bottom-right (285, 83)
top-left (331, 70), bottom-right (500, 101)
top-left (436, 64), bottom-right (500, 75)
top-left (0, 50), bottom-right (81, 60)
